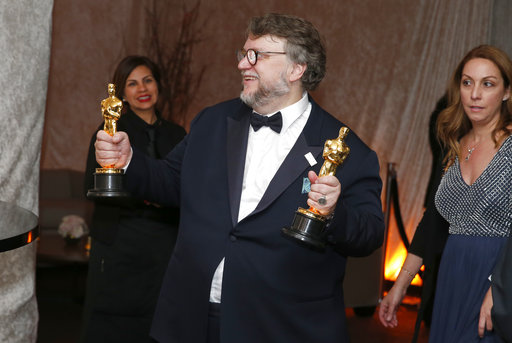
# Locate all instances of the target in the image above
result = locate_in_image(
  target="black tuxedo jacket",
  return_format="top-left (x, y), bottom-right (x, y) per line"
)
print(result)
top-left (125, 97), bottom-right (384, 343)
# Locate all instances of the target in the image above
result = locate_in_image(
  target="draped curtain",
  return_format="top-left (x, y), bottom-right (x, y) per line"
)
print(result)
top-left (0, 1), bottom-right (53, 342)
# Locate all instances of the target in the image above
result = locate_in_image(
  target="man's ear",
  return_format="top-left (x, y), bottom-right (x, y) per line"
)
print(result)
top-left (289, 63), bottom-right (307, 83)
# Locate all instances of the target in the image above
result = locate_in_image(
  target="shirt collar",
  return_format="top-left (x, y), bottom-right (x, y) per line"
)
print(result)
top-left (279, 92), bottom-right (309, 133)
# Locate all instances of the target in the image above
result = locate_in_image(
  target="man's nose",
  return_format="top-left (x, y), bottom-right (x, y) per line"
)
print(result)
top-left (238, 55), bottom-right (252, 70)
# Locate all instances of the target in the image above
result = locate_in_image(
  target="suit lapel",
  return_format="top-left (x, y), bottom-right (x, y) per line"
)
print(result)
top-left (253, 135), bottom-right (322, 215)
top-left (226, 105), bottom-right (252, 226)
top-left (252, 100), bottom-right (325, 216)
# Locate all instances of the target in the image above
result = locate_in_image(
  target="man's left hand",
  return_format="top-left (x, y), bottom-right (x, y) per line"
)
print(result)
top-left (307, 170), bottom-right (341, 216)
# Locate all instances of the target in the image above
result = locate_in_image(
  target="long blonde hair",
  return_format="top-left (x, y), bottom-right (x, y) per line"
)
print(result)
top-left (436, 45), bottom-right (512, 168)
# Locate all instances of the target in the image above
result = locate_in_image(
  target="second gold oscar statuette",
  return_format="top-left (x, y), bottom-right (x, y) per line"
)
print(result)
top-left (282, 127), bottom-right (350, 250)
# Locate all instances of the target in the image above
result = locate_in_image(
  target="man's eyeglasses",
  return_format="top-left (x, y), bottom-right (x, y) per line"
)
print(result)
top-left (236, 48), bottom-right (286, 66)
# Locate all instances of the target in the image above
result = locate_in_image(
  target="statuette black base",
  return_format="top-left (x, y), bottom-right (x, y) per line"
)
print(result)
top-left (282, 208), bottom-right (327, 250)
top-left (87, 169), bottom-right (130, 199)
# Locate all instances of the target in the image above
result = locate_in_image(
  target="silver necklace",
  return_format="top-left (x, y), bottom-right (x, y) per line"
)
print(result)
top-left (465, 146), bottom-right (476, 161)
top-left (465, 140), bottom-right (480, 161)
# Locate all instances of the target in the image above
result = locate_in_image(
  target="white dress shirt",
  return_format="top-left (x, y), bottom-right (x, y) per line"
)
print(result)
top-left (209, 93), bottom-right (312, 303)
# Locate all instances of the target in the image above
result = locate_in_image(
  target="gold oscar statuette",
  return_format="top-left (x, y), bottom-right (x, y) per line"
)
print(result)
top-left (282, 127), bottom-right (350, 249)
top-left (87, 83), bottom-right (130, 199)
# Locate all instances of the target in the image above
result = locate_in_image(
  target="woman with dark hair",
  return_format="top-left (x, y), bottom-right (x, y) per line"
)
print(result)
top-left (81, 56), bottom-right (186, 343)
top-left (427, 45), bottom-right (512, 342)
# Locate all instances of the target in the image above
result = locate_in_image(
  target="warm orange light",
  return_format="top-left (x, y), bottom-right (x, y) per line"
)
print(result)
top-left (383, 200), bottom-right (424, 287)
top-left (384, 239), bottom-right (422, 286)
top-left (26, 231), bottom-right (33, 244)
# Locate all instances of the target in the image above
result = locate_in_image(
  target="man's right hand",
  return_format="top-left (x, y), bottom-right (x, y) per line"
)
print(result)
top-left (95, 130), bottom-right (132, 168)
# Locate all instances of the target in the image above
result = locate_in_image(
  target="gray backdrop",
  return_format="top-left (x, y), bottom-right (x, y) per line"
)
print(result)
top-left (0, 1), bottom-right (53, 342)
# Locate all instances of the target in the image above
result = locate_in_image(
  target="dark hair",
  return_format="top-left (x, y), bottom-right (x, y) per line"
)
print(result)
top-left (437, 45), bottom-right (512, 167)
top-left (111, 55), bottom-right (162, 103)
top-left (247, 13), bottom-right (326, 91)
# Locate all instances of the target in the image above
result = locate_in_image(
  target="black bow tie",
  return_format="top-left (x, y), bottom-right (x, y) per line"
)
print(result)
top-left (250, 111), bottom-right (283, 133)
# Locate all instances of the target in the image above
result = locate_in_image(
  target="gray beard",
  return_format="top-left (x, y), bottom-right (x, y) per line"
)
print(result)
top-left (240, 73), bottom-right (290, 109)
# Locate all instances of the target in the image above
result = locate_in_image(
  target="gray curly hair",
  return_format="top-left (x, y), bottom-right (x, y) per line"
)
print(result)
top-left (247, 13), bottom-right (326, 91)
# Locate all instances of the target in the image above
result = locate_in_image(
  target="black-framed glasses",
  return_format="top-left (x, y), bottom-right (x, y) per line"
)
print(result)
top-left (236, 48), bottom-right (286, 66)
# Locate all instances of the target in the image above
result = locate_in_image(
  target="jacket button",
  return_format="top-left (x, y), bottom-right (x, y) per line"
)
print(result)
top-left (230, 235), bottom-right (237, 242)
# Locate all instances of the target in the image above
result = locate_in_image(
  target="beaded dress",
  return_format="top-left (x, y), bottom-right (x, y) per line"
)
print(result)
top-left (429, 135), bottom-right (512, 342)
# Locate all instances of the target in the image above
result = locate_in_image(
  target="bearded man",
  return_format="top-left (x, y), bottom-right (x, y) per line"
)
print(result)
top-left (94, 13), bottom-right (384, 343)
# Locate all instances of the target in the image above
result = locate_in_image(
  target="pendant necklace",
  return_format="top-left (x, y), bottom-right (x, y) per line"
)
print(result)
top-left (465, 140), bottom-right (480, 161)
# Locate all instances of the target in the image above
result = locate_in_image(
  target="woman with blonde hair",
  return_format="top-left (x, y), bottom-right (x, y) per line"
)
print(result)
top-left (429, 45), bottom-right (512, 342)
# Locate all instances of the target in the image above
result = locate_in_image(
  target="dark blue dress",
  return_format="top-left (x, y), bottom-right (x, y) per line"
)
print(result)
top-left (430, 136), bottom-right (512, 342)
